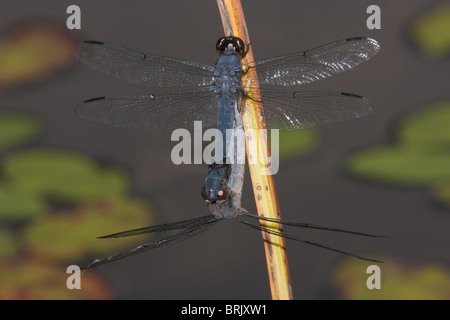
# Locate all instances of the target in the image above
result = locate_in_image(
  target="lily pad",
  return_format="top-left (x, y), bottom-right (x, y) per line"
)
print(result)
top-left (0, 230), bottom-right (18, 257)
top-left (0, 259), bottom-right (113, 299)
top-left (346, 146), bottom-right (450, 186)
top-left (333, 258), bottom-right (450, 299)
top-left (0, 113), bottom-right (41, 151)
top-left (397, 101), bottom-right (450, 150)
top-left (24, 197), bottom-right (154, 262)
top-left (346, 102), bottom-right (450, 189)
top-left (0, 23), bottom-right (77, 91)
top-left (408, 3), bottom-right (450, 58)
top-left (278, 129), bottom-right (317, 161)
top-left (0, 184), bottom-right (46, 222)
top-left (269, 129), bottom-right (317, 161)
top-left (3, 148), bottom-right (129, 203)
top-left (432, 180), bottom-right (450, 208)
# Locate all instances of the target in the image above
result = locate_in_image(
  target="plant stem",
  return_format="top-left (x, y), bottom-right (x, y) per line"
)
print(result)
top-left (217, 0), bottom-right (293, 300)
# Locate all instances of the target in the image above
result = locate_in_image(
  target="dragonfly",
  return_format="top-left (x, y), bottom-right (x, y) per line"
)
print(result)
top-left (76, 36), bottom-right (382, 269)
top-left (75, 35), bottom-right (379, 199)
top-left (82, 99), bottom-right (383, 270)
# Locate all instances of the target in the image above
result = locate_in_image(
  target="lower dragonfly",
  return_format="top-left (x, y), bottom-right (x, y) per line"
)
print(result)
top-left (76, 35), bottom-right (382, 268)
top-left (82, 101), bottom-right (383, 270)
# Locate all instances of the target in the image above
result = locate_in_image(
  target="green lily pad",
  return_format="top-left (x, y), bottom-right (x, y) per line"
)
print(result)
top-left (0, 259), bottom-right (113, 299)
top-left (409, 3), bottom-right (450, 58)
top-left (333, 258), bottom-right (450, 299)
top-left (0, 230), bottom-right (18, 257)
top-left (397, 102), bottom-right (450, 150)
top-left (0, 23), bottom-right (77, 91)
top-left (0, 184), bottom-right (46, 222)
top-left (269, 129), bottom-right (317, 161)
top-left (278, 129), bottom-right (317, 161)
top-left (24, 197), bottom-right (154, 262)
top-left (432, 180), bottom-right (450, 208)
top-left (3, 148), bottom-right (129, 203)
top-left (346, 102), bottom-right (450, 189)
top-left (346, 146), bottom-right (450, 186)
top-left (0, 114), bottom-right (40, 151)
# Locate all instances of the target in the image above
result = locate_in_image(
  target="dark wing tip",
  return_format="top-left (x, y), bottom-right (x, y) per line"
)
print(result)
top-left (83, 96), bottom-right (106, 103)
top-left (345, 37), bottom-right (378, 44)
top-left (340, 92), bottom-right (373, 116)
top-left (82, 40), bottom-right (105, 45)
top-left (75, 97), bottom-right (106, 117)
top-left (74, 41), bottom-right (106, 60)
top-left (346, 37), bottom-right (366, 42)
top-left (96, 235), bottom-right (111, 239)
top-left (96, 231), bottom-right (125, 239)
top-left (340, 92), bottom-right (364, 99)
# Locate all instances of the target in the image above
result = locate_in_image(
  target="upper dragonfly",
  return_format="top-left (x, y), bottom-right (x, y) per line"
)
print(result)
top-left (75, 36), bottom-right (379, 134)
top-left (76, 36), bottom-right (379, 200)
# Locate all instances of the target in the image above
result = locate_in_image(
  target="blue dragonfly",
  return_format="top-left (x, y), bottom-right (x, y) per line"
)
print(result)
top-left (75, 36), bottom-right (379, 200)
top-left (76, 36), bottom-right (383, 269)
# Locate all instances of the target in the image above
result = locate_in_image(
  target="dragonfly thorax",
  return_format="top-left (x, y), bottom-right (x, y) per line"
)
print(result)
top-left (213, 54), bottom-right (242, 95)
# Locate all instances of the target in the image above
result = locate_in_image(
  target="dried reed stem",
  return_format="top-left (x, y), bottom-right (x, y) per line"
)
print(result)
top-left (217, 0), bottom-right (293, 300)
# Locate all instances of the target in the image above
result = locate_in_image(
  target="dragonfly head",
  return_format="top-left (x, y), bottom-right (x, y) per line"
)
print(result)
top-left (216, 36), bottom-right (245, 57)
top-left (201, 184), bottom-right (231, 203)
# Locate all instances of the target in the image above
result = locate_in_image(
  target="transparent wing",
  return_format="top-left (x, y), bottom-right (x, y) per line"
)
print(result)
top-left (237, 219), bottom-right (382, 263)
top-left (251, 89), bottom-right (372, 131)
top-left (76, 89), bottom-right (220, 133)
top-left (251, 37), bottom-right (379, 86)
top-left (238, 209), bottom-right (385, 237)
top-left (98, 215), bottom-right (215, 238)
top-left (75, 41), bottom-right (216, 87)
top-left (82, 218), bottom-right (219, 270)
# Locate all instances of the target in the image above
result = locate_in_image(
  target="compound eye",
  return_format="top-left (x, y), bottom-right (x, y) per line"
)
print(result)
top-left (217, 186), bottom-right (229, 199)
top-left (216, 36), bottom-right (246, 55)
top-left (233, 37), bottom-right (245, 56)
top-left (201, 185), bottom-right (208, 200)
top-left (216, 37), bottom-right (228, 53)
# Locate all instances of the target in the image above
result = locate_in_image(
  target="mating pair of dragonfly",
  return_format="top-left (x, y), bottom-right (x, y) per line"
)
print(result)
top-left (76, 35), bottom-right (382, 269)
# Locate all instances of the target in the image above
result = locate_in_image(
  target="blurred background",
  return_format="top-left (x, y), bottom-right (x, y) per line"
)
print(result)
top-left (0, 0), bottom-right (449, 299)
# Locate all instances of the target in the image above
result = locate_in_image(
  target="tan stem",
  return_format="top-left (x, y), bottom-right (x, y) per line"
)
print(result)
top-left (217, 0), bottom-right (293, 300)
